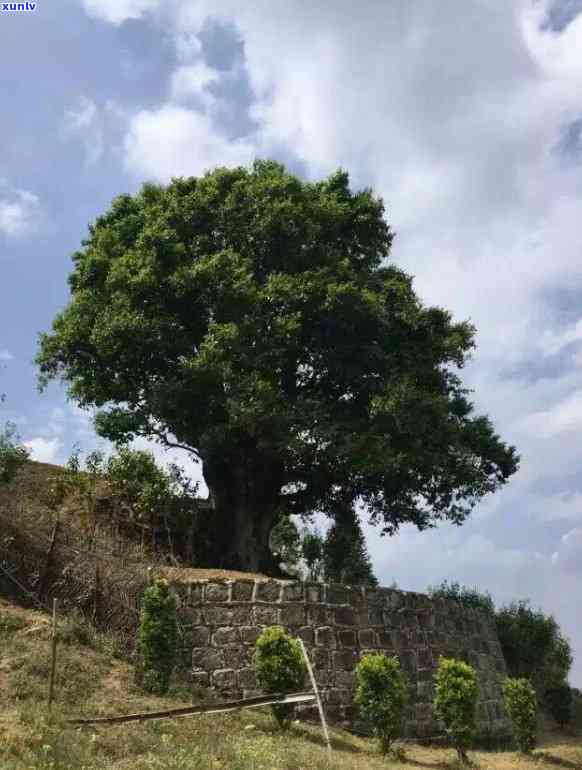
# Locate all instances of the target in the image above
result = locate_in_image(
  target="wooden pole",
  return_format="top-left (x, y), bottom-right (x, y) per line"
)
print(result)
top-left (299, 638), bottom-right (332, 761)
top-left (48, 598), bottom-right (58, 710)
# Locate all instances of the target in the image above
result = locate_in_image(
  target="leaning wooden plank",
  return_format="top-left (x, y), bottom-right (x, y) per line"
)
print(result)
top-left (68, 690), bottom-right (317, 726)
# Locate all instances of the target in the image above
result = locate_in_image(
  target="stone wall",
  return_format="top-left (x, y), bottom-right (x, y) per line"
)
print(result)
top-left (169, 577), bottom-right (513, 741)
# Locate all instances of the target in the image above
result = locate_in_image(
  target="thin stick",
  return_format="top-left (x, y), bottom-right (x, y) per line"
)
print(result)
top-left (299, 638), bottom-right (332, 760)
top-left (68, 690), bottom-right (316, 726)
top-left (48, 598), bottom-right (58, 710)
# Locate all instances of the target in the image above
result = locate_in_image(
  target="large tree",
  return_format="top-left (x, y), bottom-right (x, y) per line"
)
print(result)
top-left (36, 160), bottom-right (518, 572)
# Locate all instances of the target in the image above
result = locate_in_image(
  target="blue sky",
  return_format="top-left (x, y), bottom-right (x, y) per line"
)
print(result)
top-left (1, 1), bottom-right (582, 685)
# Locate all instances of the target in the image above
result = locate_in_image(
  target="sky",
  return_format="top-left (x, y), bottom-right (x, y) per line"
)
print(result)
top-left (0, 0), bottom-right (581, 685)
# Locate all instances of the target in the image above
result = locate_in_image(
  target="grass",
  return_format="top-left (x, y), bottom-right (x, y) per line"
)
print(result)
top-left (1, 598), bottom-right (581, 770)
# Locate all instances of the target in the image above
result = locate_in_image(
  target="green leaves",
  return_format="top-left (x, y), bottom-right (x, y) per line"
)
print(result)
top-left (355, 654), bottom-right (406, 754)
top-left (502, 677), bottom-right (537, 753)
top-left (255, 626), bottom-right (307, 728)
top-left (0, 423), bottom-right (29, 486)
top-left (433, 657), bottom-right (479, 761)
top-left (36, 160), bottom-right (519, 570)
top-left (138, 579), bottom-right (178, 696)
top-left (495, 600), bottom-right (572, 693)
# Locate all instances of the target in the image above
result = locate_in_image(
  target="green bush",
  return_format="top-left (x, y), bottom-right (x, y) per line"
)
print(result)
top-left (433, 657), bottom-right (479, 763)
top-left (255, 626), bottom-right (306, 729)
top-left (137, 579), bottom-right (178, 695)
top-left (427, 580), bottom-right (495, 616)
top-left (355, 653), bottom-right (406, 755)
top-left (503, 677), bottom-right (537, 753)
top-left (496, 601), bottom-right (572, 694)
top-left (545, 684), bottom-right (572, 729)
top-left (0, 422), bottom-right (29, 486)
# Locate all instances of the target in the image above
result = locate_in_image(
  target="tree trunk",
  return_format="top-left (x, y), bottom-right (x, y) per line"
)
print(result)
top-left (201, 449), bottom-right (284, 575)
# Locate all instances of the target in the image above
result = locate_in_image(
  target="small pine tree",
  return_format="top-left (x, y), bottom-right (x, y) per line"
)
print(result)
top-left (433, 657), bottom-right (479, 763)
top-left (301, 528), bottom-right (324, 581)
top-left (255, 626), bottom-right (306, 729)
top-left (323, 500), bottom-right (377, 586)
top-left (503, 677), bottom-right (537, 753)
top-left (137, 578), bottom-right (178, 695)
top-left (545, 684), bottom-right (573, 728)
top-left (356, 653), bottom-right (407, 754)
top-left (0, 422), bottom-right (29, 486)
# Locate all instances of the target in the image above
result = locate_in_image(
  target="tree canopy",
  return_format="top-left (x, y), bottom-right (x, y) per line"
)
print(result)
top-left (37, 160), bottom-right (519, 571)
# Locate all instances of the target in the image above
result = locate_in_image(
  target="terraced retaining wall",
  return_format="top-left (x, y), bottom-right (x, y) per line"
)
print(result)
top-left (169, 577), bottom-right (513, 741)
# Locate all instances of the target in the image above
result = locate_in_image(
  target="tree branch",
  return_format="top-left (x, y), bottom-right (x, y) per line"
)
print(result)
top-left (149, 428), bottom-right (202, 463)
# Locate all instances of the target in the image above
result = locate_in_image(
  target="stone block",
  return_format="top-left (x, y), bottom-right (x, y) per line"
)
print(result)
top-left (334, 606), bottom-right (357, 626)
top-left (281, 582), bottom-right (304, 602)
top-left (338, 629), bottom-right (356, 647)
top-left (417, 647), bottom-right (433, 669)
top-left (192, 647), bottom-right (224, 671)
top-left (346, 587), bottom-right (366, 607)
top-left (231, 581), bottom-right (254, 602)
top-left (364, 587), bottom-right (381, 604)
top-left (315, 668), bottom-right (332, 686)
top-left (206, 582), bottom-right (230, 602)
top-left (212, 627), bottom-right (240, 646)
top-left (279, 603), bottom-right (306, 626)
top-left (311, 648), bottom-right (330, 669)
top-left (253, 606), bottom-right (279, 626)
top-left (307, 606), bottom-right (330, 625)
top-left (190, 626), bottom-right (211, 647)
top-left (368, 607), bottom-right (383, 626)
top-left (335, 670), bottom-right (356, 689)
top-left (333, 649), bottom-right (357, 671)
top-left (178, 607), bottom-right (204, 625)
top-left (326, 687), bottom-right (350, 705)
top-left (326, 584), bottom-right (348, 605)
top-left (223, 646), bottom-right (246, 668)
top-left (255, 581), bottom-right (281, 602)
top-left (358, 629), bottom-right (376, 648)
top-left (238, 667), bottom-right (256, 689)
top-left (212, 668), bottom-right (236, 690)
top-left (230, 606), bottom-right (253, 625)
top-left (297, 626), bottom-right (314, 645)
top-left (240, 626), bottom-right (261, 644)
top-left (305, 583), bottom-right (323, 603)
top-left (416, 702), bottom-right (433, 721)
top-left (315, 627), bottom-right (337, 648)
top-left (204, 606), bottom-right (235, 625)
top-left (417, 680), bottom-right (434, 700)
top-left (191, 671), bottom-right (210, 688)
top-left (377, 630), bottom-right (395, 650)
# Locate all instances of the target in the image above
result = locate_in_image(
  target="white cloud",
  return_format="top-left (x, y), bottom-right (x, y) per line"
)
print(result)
top-left (124, 105), bottom-right (256, 182)
top-left (552, 527), bottom-right (582, 575)
top-left (64, 97), bottom-right (103, 165)
top-left (170, 63), bottom-right (219, 105)
top-left (82, 0), bottom-right (159, 26)
top-left (539, 319), bottom-right (582, 356)
top-left (523, 389), bottom-right (582, 437)
top-left (0, 184), bottom-right (43, 239)
top-left (24, 437), bottom-right (62, 464)
top-left (0, 350), bottom-right (14, 361)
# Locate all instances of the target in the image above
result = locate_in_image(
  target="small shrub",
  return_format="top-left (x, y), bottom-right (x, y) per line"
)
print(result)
top-left (255, 626), bottom-right (306, 729)
top-left (137, 579), bottom-right (178, 695)
top-left (0, 422), bottom-right (29, 486)
top-left (433, 657), bottom-right (479, 763)
top-left (545, 684), bottom-right (572, 729)
top-left (355, 653), bottom-right (406, 755)
top-left (503, 677), bottom-right (537, 753)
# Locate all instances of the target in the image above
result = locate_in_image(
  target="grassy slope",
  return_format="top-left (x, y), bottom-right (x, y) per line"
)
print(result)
top-left (1, 599), bottom-right (581, 770)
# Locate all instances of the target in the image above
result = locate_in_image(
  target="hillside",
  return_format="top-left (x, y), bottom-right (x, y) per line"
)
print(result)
top-left (1, 597), bottom-right (581, 770)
